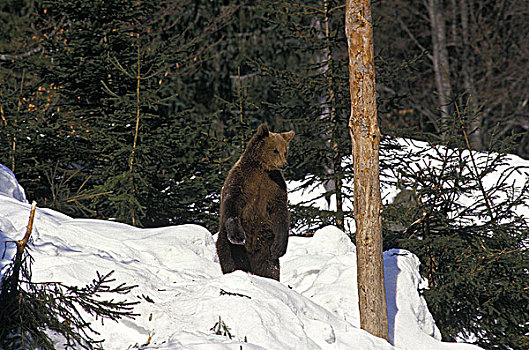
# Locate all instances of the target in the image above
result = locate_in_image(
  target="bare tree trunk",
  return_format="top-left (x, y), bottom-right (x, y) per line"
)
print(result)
top-left (345, 0), bottom-right (389, 341)
top-left (314, 1), bottom-right (345, 231)
top-left (323, 0), bottom-right (345, 231)
top-left (426, 0), bottom-right (452, 130)
top-left (460, 0), bottom-right (482, 149)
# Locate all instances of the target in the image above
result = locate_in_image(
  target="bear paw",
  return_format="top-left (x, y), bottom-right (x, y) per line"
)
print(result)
top-left (225, 217), bottom-right (246, 245)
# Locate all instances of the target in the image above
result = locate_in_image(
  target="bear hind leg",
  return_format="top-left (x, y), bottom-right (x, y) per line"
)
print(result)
top-left (250, 255), bottom-right (280, 281)
top-left (229, 244), bottom-right (252, 273)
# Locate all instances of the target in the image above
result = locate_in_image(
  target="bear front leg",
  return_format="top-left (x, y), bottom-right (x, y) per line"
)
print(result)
top-left (221, 185), bottom-right (246, 245)
top-left (225, 216), bottom-right (246, 245)
top-left (269, 200), bottom-right (290, 258)
top-left (271, 221), bottom-right (288, 258)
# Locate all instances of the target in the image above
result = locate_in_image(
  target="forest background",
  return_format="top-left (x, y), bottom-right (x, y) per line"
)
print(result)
top-left (1, 1), bottom-right (528, 349)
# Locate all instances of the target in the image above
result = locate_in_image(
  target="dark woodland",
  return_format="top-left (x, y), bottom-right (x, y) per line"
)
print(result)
top-left (1, 1), bottom-right (528, 348)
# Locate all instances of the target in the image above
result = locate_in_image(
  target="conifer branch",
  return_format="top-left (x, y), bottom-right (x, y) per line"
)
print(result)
top-left (65, 190), bottom-right (114, 203)
top-left (443, 67), bottom-right (495, 220)
top-left (110, 56), bottom-right (135, 80)
top-left (100, 80), bottom-right (120, 98)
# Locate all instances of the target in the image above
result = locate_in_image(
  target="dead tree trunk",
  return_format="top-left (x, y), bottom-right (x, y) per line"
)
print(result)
top-left (345, 0), bottom-right (389, 341)
top-left (3, 201), bottom-right (36, 302)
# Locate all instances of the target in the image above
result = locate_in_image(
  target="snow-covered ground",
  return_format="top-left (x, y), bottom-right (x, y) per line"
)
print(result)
top-left (5, 137), bottom-right (528, 349)
top-left (0, 159), bottom-right (494, 349)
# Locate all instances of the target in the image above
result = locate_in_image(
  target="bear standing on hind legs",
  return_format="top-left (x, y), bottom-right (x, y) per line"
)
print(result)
top-left (216, 124), bottom-right (295, 281)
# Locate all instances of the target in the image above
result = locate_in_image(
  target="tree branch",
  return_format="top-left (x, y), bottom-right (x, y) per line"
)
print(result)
top-left (396, 17), bottom-right (433, 62)
top-left (0, 47), bottom-right (43, 61)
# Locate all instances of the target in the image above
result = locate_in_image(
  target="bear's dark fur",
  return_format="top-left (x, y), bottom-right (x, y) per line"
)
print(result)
top-left (216, 124), bottom-right (295, 281)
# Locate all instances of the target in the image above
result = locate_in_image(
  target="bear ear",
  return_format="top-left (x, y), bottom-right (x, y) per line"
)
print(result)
top-left (256, 124), bottom-right (270, 138)
top-left (282, 130), bottom-right (295, 142)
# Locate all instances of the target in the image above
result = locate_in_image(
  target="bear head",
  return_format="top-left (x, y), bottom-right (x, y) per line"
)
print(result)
top-left (251, 124), bottom-right (295, 171)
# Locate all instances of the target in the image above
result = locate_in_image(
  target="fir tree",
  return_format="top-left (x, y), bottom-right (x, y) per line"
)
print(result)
top-left (383, 115), bottom-right (529, 349)
top-left (0, 202), bottom-right (139, 349)
top-left (23, 0), bottom-right (239, 229)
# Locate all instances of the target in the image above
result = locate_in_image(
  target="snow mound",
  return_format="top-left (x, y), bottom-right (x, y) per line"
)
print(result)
top-left (0, 165), bottom-right (482, 349)
top-left (0, 164), bottom-right (27, 203)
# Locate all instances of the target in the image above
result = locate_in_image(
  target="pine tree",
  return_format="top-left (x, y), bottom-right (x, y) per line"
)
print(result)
top-left (34, 0), bottom-right (163, 225)
top-left (0, 202), bottom-right (138, 349)
top-left (19, 0), bottom-right (240, 229)
top-left (0, 0), bottom-right (56, 202)
top-left (383, 117), bottom-right (529, 349)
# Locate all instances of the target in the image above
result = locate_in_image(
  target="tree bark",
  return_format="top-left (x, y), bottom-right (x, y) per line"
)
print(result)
top-left (426, 0), bottom-right (452, 128)
top-left (323, 0), bottom-right (345, 231)
top-left (460, 0), bottom-right (482, 149)
top-left (7, 201), bottom-right (37, 297)
top-left (345, 0), bottom-right (389, 341)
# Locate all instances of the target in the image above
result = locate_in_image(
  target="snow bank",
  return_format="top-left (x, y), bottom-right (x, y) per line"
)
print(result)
top-left (289, 138), bottom-right (529, 233)
top-left (0, 177), bottom-right (481, 349)
top-left (0, 163), bottom-right (482, 349)
top-left (0, 163), bottom-right (27, 203)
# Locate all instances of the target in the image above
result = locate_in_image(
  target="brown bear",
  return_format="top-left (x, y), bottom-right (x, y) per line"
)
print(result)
top-left (216, 124), bottom-right (295, 281)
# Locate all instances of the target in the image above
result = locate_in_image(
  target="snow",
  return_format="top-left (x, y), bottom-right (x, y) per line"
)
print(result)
top-left (0, 161), bottom-right (489, 350)
top-left (289, 138), bottom-right (529, 232)
top-left (0, 163), bottom-right (27, 203)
